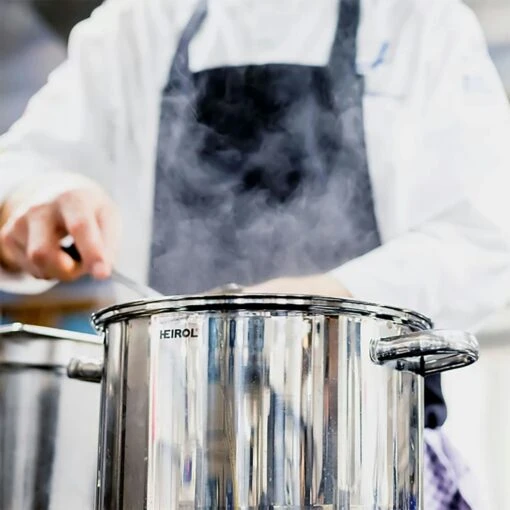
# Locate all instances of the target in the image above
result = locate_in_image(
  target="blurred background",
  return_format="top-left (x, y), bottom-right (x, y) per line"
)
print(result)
top-left (1, 0), bottom-right (510, 508)
top-left (0, 0), bottom-right (100, 133)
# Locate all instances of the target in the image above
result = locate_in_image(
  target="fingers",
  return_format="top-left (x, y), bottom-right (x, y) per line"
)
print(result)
top-left (1, 204), bottom-right (82, 280)
top-left (97, 200), bottom-right (121, 266)
top-left (25, 208), bottom-right (84, 281)
top-left (0, 232), bottom-right (43, 277)
top-left (0, 185), bottom-right (119, 282)
top-left (58, 191), bottom-right (112, 280)
top-left (0, 215), bottom-right (27, 272)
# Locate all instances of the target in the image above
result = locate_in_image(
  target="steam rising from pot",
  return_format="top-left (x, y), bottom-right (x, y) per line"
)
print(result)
top-left (149, 63), bottom-right (379, 295)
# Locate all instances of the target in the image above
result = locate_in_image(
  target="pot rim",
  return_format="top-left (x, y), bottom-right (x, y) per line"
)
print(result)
top-left (0, 323), bottom-right (102, 369)
top-left (0, 323), bottom-right (101, 344)
top-left (91, 294), bottom-right (433, 331)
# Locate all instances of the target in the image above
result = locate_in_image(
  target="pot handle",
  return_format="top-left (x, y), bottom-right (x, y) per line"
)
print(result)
top-left (370, 330), bottom-right (479, 376)
top-left (67, 358), bottom-right (103, 383)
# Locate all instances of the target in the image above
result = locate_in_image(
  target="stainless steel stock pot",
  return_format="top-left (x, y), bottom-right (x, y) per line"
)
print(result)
top-left (0, 323), bottom-right (102, 510)
top-left (69, 295), bottom-right (479, 510)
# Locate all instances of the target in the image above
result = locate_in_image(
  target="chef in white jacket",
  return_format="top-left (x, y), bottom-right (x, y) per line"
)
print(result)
top-left (0, 0), bottom-right (509, 507)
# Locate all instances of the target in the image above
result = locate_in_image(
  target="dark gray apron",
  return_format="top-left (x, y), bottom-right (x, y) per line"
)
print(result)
top-left (150, 0), bottom-right (445, 429)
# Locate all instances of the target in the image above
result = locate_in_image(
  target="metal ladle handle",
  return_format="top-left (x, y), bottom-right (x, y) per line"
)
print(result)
top-left (60, 237), bottom-right (163, 299)
top-left (370, 329), bottom-right (479, 376)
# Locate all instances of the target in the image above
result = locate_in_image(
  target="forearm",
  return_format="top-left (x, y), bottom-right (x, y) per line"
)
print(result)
top-left (331, 199), bottom-right (510, 328)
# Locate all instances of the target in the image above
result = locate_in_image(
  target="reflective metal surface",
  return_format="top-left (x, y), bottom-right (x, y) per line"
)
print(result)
top-left (0, 323), bottom-right (102, 510)
top-left (89, 295), bottom-right (478, 510)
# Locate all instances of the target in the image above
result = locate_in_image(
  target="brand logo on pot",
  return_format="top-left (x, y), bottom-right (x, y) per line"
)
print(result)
top-left (159, 328), bottom-right (199, 340)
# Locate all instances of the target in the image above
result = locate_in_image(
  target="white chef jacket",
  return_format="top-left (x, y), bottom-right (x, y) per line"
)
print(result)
top-left (0, 0), bottom-right (510, 329)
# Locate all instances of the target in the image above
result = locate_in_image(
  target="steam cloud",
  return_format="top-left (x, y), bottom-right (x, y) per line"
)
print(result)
top-left (149, 64), bottom-right (379, 295)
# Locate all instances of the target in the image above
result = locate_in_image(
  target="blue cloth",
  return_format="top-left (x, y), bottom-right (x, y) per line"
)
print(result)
top-left (424, 429), bottom-right (477, 509)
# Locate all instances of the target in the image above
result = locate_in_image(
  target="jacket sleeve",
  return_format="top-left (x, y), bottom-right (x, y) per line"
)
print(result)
top-left (0, 0), bottom-right (183, 202)
top-left (333, 2), bottom-right (510, 329)
top-left (0, 0), bottom-right (186, 293)
top-left (332, 194), bottom-right (510, 329)
top-left (0, 1), bottom-right (112, 202)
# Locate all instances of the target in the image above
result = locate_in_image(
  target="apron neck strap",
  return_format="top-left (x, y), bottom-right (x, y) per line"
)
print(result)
top-left (163, 0), bottom-right (208, 94)
top-left (329, 0), bottom-right (361, 77)
top-left (166, 0), bottom-right (361, 93)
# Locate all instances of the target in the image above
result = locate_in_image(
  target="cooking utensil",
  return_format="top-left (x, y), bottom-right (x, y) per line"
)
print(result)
top-left (68, 295), bottom-right (478, 510)
top-left (0, 323), bottom-right (102, 509)
top-left (60, 239), bottom-right (163, 299)
top-left (60, 239), bottom-right (243, 299)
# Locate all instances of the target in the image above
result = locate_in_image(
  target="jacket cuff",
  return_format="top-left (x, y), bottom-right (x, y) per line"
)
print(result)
top-left (0, 268), bottom-right (57, 295)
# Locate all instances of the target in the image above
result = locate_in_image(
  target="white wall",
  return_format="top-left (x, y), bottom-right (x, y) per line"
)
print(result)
top-left (467, 0), bottom-right (510, 93)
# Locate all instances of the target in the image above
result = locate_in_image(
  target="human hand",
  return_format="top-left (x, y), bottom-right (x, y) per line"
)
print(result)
top-left (0, 173), bottom-right (120, 281)
top-left (245, 274), bottom-right (352, 298)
